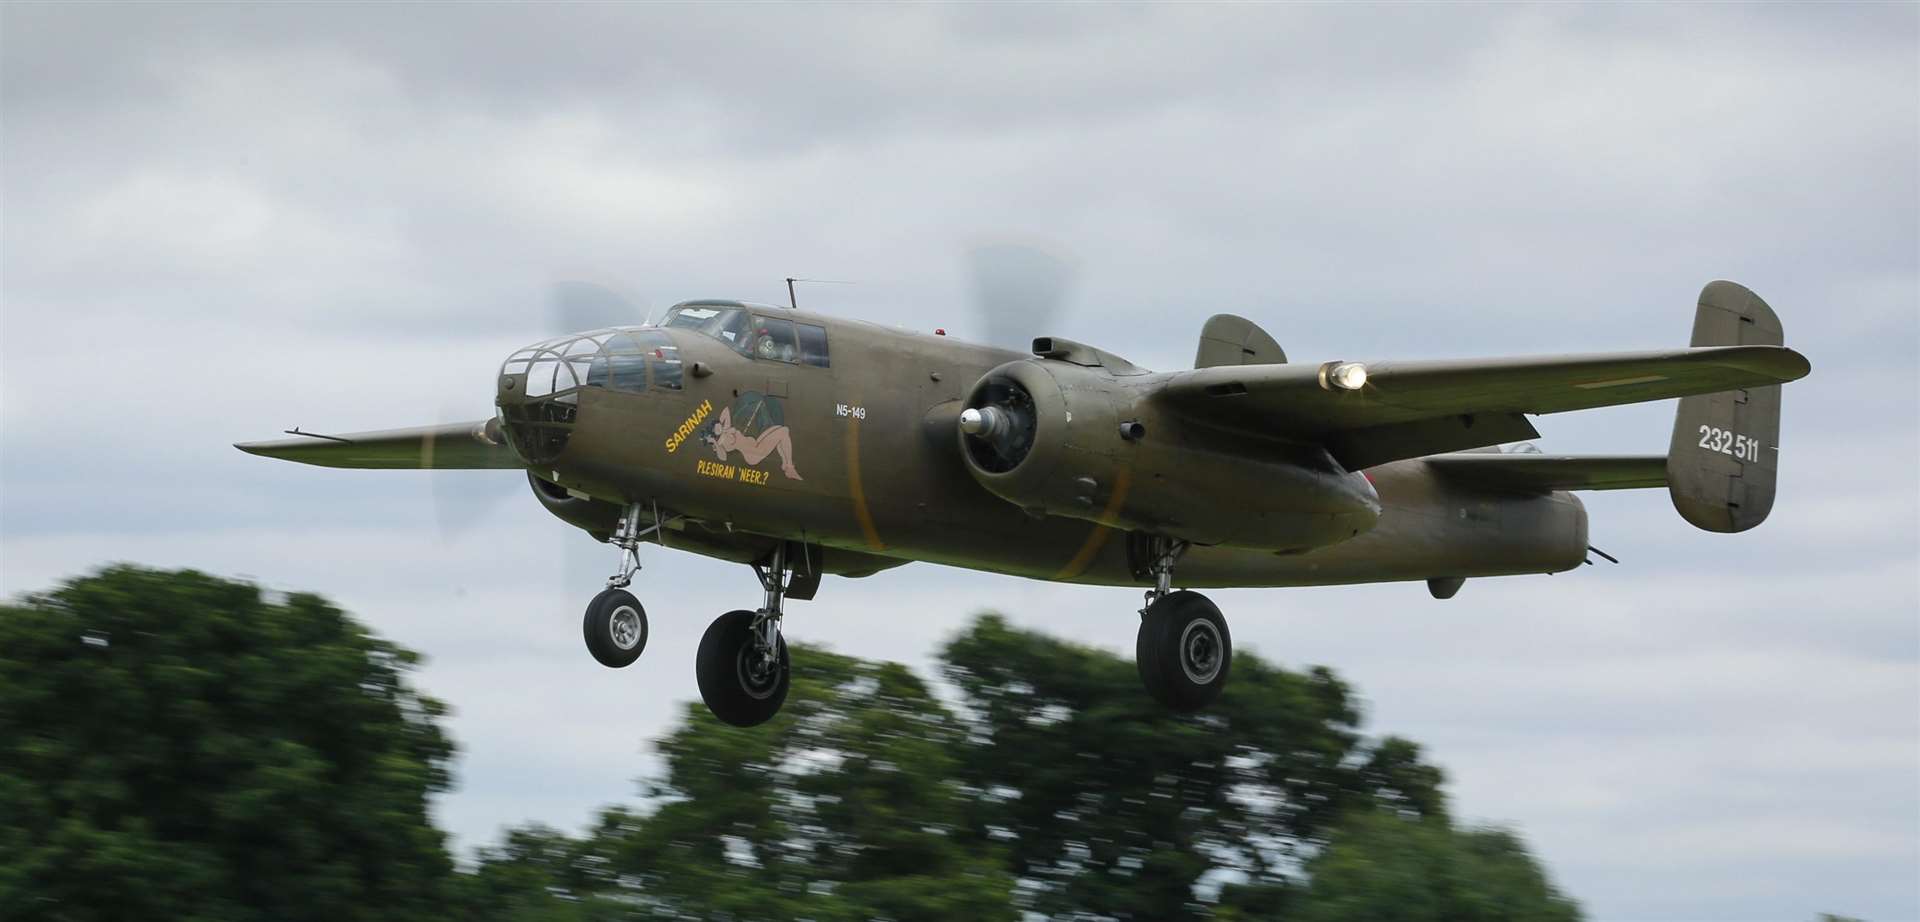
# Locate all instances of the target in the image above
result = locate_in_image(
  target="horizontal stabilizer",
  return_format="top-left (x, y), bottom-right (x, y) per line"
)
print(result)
top-left (1425, 453), bottom-right (1668, 492)
top-left (234, 419), bottom-right (522, 470)
top-left (1156, 342), bottom-right (1810, 469)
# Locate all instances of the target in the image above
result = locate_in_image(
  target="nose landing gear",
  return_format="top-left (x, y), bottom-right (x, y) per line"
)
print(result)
top-left (1134, 537), bottom-right (1232, 711)
top-left (582, 503), bottom-right (660, 669)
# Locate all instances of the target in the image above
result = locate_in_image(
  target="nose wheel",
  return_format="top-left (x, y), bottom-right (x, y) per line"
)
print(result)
top-left (581, 502), bottom-right (665, 668)
top-left (583, 588), bottom-right (647, 668)
top-left (1134, 537), bottom-right (1232, 711)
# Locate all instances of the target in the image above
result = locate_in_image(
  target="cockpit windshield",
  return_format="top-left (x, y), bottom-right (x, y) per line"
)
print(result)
top-left (662, 305), bottom-right (752, 351)
top-left (660, 303), bottom-right (830, 367)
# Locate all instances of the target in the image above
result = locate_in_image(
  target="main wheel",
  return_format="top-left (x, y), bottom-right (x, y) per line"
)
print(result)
top-left (1136, 590), bottom-right (1231, 711)
top-left (696, 609), bottom-right (790, 727)
top-left (583, 588), bottom-right (648, 668)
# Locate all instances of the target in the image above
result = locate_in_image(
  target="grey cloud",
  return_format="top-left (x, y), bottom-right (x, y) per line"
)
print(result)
top-left (3, 4), bottom-right (1915, 920)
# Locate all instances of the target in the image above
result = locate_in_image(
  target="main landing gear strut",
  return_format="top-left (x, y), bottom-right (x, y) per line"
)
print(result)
top-left (578, 503), bottom-right (814, 728)
top-left (694, 541), bottom-right (802, 728)
top-left (1134, 536), bottom-right (1232, 711)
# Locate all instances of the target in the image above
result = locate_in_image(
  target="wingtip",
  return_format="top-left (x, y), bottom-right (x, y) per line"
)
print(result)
top-left (1772, 346), bottom-right (1812, 382)
top-left (1790, 349), bottom-right (1811, 380)
top-left (1710, 344), bottom-right (1811, 383)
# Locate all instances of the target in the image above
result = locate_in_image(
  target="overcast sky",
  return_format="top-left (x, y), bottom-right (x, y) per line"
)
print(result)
top-left (3, 4), bottom-right (1916, 920)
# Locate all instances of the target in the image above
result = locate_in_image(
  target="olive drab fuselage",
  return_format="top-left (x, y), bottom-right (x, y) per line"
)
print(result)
top-left (236, 280), bottom-right (1806, 726)
top-left (502, 302), bottom-right (1589, 589)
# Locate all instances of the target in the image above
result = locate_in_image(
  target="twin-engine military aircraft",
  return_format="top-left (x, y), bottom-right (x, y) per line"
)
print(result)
top-left (239, 280), bottom-right (1810, 727)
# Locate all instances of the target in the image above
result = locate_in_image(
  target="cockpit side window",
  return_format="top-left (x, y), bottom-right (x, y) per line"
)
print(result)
top-left (796, 322), bottom-right (830, 368)
top-left (657, 306), bottom-right (823, 370)
top-left (741, 316), bottom-right (800, 363)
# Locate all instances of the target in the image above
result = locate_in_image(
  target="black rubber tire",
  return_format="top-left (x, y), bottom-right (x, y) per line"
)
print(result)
top-left (695, 609), bottom-right (790, 727)
top-left (583, 588), bottom-right (647, 668)
top-left (1136, 590), bottom-right (1231, 711)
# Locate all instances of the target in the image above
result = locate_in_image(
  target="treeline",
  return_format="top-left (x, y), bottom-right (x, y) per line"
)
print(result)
top-left (2, 567), bottom-right (1581, 921)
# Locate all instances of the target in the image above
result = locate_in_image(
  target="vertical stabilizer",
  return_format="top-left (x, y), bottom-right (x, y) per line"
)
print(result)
top-left (1195, 314), bottom-right (1286, 368)
top-left (1667, 281), bottom-right (1787, 532)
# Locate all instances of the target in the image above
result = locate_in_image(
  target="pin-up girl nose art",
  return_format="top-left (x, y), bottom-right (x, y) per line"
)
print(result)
top-left (704, 397), bottom-right (802, 481)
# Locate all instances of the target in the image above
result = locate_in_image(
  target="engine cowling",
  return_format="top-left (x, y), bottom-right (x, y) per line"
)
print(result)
top-left (527, 471), bottom-right (625, 540)
top-left (957, 356), bottom-right (1381, 551)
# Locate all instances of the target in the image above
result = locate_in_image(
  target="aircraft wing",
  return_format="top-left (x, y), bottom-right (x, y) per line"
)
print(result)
top-left (1422, 453), bottom-right (1668, 491)
top-left (234, 419), bottom-right (523, 469)
top-left (1154, 345), bottom-right (1810, 469)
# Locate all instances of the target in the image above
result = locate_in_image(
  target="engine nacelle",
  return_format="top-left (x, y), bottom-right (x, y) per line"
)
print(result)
top-left (527, 471), bottom-right (625, 540)
top-left (957, 353), bottom-right (1381, 551)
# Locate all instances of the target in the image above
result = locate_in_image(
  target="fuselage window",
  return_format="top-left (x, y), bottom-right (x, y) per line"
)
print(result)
top-left (796, 323), bottom-right (830, 368)
top-left (608, 355), bottom-right (648, 391)
top-left (581, 330), bottom-right (683, 393)
top-left (582, 333), bottom-right (650, 393)
top-left (634, 331), bottom-right (684, 390)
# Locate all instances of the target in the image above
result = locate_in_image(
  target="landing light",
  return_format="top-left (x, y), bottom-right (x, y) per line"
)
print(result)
top-left (1329, 362), bottom-right (1369, 391)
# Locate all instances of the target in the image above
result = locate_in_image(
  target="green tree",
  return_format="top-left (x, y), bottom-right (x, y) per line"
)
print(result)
top-left (1291, 811), bottom-right (1582, 922)
top-left (940, 614), bottom-right (1451, 921)
top-left (602, 646), bottom-right (1016, 921)
top-left (454, 823), bottom-right (615, 922)
top-left (0, 566), bottom-right (457, 921)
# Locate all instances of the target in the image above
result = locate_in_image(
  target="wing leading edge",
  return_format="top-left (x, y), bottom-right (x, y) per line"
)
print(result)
top-left (1153, 344), bottom-right (1809, 469)
top-left (234, 419), bottom-right (522, 470)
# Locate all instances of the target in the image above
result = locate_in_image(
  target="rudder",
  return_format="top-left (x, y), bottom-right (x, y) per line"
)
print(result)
top-left (1667, 281), bottom-right (1787, 532)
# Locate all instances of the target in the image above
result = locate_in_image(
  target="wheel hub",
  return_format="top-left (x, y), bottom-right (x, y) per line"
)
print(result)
top-left (608, 605), bottom-right (643, 650)
top-left (1179, 618), bottom-right (1222, 684)
top-left (736, 644), bottom-right (783, 700)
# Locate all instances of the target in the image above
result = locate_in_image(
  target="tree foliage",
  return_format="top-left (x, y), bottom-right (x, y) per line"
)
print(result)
top-left (603, 648), bottom-right (1018, 921)
top-left (940, 614), bottom-right (1451, 920)
top-left (0, 566), bottom-right (456, 921)
top-left (468, 614), bottom-right (1578, 921)
top-left (1290, 812), bottom-right (1582, 922)
top-left (1, 567), bottom-right (1583, 920)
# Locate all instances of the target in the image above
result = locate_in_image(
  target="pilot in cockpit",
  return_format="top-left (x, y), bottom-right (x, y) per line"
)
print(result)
top-left (748, 322), bottom-right (798, 363)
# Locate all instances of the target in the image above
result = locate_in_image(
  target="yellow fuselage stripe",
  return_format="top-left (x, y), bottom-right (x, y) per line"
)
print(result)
top-left (1052, 466), bottom-right (1132, 581)
top-left (846, 417), bottom-right (886, 550)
